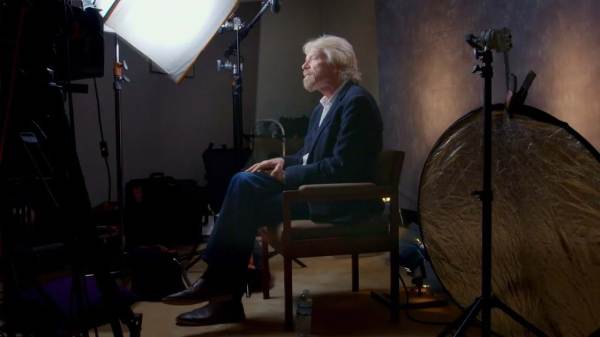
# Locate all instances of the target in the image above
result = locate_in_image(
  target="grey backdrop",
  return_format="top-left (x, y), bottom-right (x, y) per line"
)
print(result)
top-left (376, 0), bottom-right (600, 209)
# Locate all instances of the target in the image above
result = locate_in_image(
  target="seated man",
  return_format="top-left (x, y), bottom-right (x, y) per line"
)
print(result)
top-left (163, 34), bottom-right (383, 326)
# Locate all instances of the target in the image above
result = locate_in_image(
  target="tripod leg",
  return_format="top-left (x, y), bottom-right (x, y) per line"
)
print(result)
top-left (493, 298), bottom-right (549, 337)
top-left (266, 251), bottom-right (306, 268)
top-left (438, 298), bottom-right (482, 337)
top-left (437, 300), bottom-right (474, 337)
top-left (292, 258), bottom-right (307, 268)
top-left (110, 319), bottom-right (124, 337)
top-left (122, 313), bottom-right (143, 337)
top-left (184, 254), bottom-right (205, 273)
top-left (453, 297), bottom-right (483, 337)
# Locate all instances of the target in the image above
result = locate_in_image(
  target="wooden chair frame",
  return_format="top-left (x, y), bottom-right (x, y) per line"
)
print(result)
top-left (260, 150), bottom-right (404, 329)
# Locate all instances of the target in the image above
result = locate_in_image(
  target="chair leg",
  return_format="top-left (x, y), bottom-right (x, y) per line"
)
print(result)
top-left (389, 247), bottom-right (400, 322)
top-left (351, 254), bottom-right (359, 292)
top-left (261, 232), bottom-right (271, 299)
top-left (284, 256), bottom-right (293, 330)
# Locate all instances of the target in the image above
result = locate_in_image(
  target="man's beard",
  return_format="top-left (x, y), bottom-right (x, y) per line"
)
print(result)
top-left (303, 75), bottom-right (316, 92)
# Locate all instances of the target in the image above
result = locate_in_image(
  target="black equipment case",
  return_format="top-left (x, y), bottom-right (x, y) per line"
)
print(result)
top-left (202, 143), bottom-right (252, 212)
top-left (124, 173), bottom-right (207, 247)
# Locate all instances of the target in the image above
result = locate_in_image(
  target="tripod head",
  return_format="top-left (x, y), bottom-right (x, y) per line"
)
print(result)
top-left (466, 27), bottom-right (512, 53)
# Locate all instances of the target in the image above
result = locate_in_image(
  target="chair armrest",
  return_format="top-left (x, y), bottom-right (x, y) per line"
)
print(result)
top-left (279, 183), bottom-right (400, 242)
top-left (284, 182), bottom-right (395, 203)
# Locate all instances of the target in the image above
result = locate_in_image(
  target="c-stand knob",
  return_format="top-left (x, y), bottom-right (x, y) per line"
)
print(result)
top-left (472, 65), bottom-right (483, 74)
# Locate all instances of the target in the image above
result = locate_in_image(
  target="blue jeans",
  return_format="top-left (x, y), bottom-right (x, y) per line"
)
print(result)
top-left (203, 172), bottom-right (308, 282)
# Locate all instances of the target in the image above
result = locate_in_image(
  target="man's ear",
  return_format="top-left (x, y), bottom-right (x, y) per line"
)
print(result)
top-left (332, 64), bottom-right (341, 75)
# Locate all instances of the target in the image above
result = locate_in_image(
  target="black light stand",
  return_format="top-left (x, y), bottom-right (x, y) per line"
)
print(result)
top-left (438, 32), bottom-right (547, 337)
top-left (217, 0), bottom-right (279, 149)
top-left (209, 0), bottom-right (280, 296)
top-left (112, 33), bottom-right (129, 247)
top-left (371, 208), bottom-right (448, 311)
top-left (222, 16), bottom-right (245, 150)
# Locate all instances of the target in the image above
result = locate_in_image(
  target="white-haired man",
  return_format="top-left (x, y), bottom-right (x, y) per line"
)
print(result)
top-left (164, 35), bottom-right (383, 326)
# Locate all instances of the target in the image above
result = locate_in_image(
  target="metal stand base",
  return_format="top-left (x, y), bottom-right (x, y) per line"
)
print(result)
top-left (438, 296), bottom-right (548, 337)
top-left (371, 290), bottom-right (448, 310)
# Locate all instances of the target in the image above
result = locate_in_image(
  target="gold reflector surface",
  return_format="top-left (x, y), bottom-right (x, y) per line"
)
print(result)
top-left (419, 105), bottom-right (600, 337)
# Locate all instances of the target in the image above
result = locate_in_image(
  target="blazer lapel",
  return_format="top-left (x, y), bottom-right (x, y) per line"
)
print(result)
top-left (309, 104), bottom-right (323, 136)
top-left (301, 104), bottom-right (322, 155)
top-left (306, 81), bottom-right (353, 158)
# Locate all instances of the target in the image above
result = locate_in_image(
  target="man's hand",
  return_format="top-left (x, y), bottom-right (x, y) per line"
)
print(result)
top-left (246, 157), bottom-right (285, 183)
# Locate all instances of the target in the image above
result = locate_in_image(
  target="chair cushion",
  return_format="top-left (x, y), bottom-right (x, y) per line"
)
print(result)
top-left (269, 213), bottom-right (389, 241)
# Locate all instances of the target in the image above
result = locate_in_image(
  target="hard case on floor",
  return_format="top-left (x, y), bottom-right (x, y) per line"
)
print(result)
top-left (124, 172), bottom-right (207, 246)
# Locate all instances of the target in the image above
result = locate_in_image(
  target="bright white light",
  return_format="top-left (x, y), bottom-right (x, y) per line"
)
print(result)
top-left (105, 0), bottom-right (238, 83)
top-left (93, 0), bottom-right (117, 18)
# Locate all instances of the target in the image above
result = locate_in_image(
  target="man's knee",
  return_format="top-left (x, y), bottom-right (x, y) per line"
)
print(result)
top-left (230, 172), bottom-right (254, 186)
top-left (227, 172), bottom-right (260, 195)
top-left (228, 171), bottom-right (281, 196)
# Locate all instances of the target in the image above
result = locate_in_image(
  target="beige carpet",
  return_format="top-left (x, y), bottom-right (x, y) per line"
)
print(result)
top-left (96, 253), bottom-right (465, 337)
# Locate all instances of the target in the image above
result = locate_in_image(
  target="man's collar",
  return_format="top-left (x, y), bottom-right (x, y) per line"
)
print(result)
top-left (320, 80), bottom-right (349, 107)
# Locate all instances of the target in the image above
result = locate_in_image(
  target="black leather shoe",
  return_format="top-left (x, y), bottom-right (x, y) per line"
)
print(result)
top-left (162, 278), bottom-right (231, 305)
top-left (176, 300), bottom-right (245, 326)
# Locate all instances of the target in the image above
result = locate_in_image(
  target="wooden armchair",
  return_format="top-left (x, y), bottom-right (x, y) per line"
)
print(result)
top-left (260, 150), bottom-right (404, 329)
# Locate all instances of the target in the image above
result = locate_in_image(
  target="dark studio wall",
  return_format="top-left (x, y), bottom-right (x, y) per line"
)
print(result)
top-left (376, 0), bottom-right (600, 209)
top-left (256, 0), bottom-right (379, 121)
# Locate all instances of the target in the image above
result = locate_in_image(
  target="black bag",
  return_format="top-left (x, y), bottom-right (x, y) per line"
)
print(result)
top-left (202, 144), bottom-right (252, 212)
top-left (128, 246), bottom-right (186, 301)
top-left (125, 172), bottom-right (208, 246)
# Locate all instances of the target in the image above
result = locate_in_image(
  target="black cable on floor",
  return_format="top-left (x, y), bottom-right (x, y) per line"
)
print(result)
top-left (399, 273), bottom-right (453, 326)
top-left (93, 77), bottom-right (112, 202)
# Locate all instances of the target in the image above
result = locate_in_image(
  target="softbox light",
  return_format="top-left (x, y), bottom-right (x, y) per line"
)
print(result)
top-left (92, 0), bottom-right (117, 17)
top-left (101, 0), bottom-right (238, 83)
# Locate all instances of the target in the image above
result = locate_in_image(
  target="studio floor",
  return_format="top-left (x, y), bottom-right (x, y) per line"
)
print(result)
top-left (96, 252), bottom-right (477, 337)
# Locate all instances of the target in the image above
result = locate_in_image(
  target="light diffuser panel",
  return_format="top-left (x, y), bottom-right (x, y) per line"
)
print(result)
top-left (104, 0), bottom-right (238, 83)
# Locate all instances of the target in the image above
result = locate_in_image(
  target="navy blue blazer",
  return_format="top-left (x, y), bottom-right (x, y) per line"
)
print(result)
top-left (283, 81), bottom-right (383, 222)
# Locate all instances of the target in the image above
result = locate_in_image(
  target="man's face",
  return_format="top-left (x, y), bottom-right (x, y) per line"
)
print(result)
top-left (301, 49), bottom-right (338, 93)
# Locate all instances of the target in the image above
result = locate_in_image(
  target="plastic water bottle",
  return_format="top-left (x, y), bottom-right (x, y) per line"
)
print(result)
top-left (295, 289), bottom-right (312, 337)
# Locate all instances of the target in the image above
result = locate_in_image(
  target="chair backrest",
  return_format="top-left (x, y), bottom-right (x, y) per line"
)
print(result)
top-left (374, 150), bottom-right (405, 188)
top-left (252, 119), bottom-right (286, 162)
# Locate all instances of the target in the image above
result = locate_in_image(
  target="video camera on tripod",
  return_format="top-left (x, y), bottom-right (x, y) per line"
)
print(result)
top-left (1, 0), bottom-right (104, 85)
top-left (0, 1), bottom-right (142, 336)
